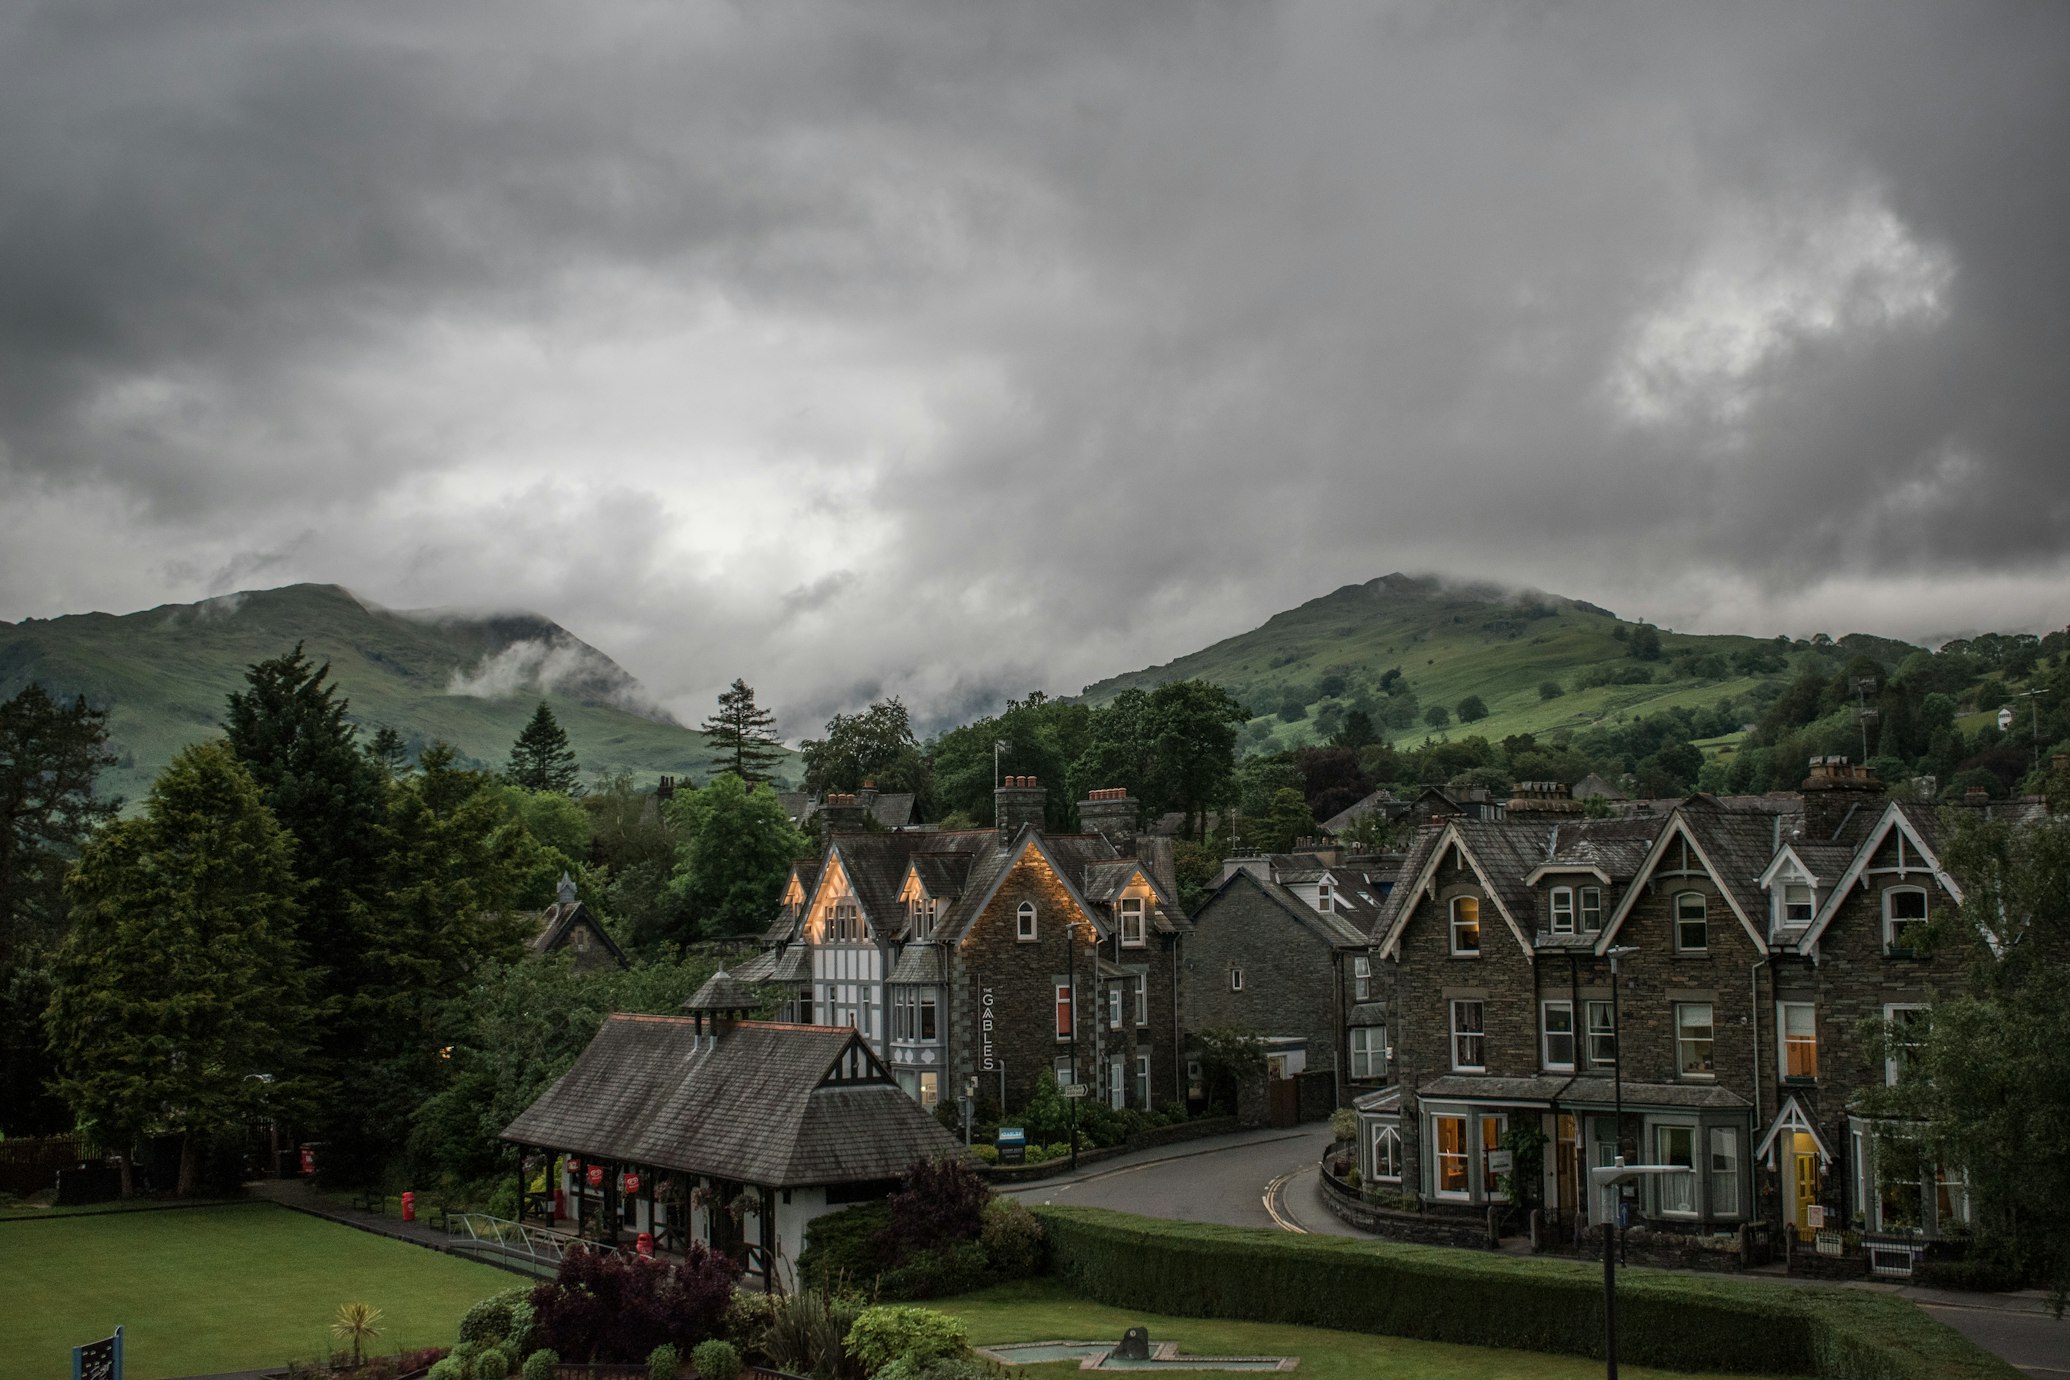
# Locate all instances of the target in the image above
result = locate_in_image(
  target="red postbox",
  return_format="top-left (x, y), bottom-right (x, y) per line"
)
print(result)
top-left (400, 1191), bottom-right (416, 1223)
top-left (299, 1144), bottom-right (317, 1177)
top-left (636, 1231), bottom-right (654, 1258)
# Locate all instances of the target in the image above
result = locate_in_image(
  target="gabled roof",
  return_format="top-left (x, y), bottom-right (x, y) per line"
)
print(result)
top-left (1799, 801), bottom-right (1962, 949)
top-left (1373, 821), bottom-right (1534, 961)
top-left (1193, 868), bottom-right (1369, 950)
top-left (531, 899), bottom-right (631, 969)
top-left (1756, 1095), bottom-right (1833, 1166)
top-left (942, 826), bottom-right (1110, 946)
top-left (1320, 788), bottom-right (1397, 835)
top-left (682, 967), bottom-right (760, 1014)
top-left (501, 1016), bottom-right (961, 1186)
top-left (1595, 808), bottom-right (1769, 955)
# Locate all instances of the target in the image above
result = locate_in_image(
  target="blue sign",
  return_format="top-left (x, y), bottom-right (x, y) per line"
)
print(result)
top-left (996, 1126), bottom-right (1027, 1165)
top-left (73, 1326), bottom-right (122, 1380)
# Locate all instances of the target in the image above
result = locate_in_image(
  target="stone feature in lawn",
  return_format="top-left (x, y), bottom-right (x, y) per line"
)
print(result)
top-left (978, 1334), bottom-right (1297, 1371)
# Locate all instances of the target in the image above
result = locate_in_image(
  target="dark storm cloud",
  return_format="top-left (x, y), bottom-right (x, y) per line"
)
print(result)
top-left (1, 1), bottom-right (2066, 726)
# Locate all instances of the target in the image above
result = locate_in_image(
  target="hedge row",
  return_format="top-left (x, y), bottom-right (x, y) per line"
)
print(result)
top-left (1029, 1207), bottom-right (2023, 1380)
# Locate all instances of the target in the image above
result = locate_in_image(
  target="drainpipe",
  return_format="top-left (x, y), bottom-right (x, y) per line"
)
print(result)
top-left (1172, 931), bottom-right (1184, 1105)
top-left (1749, 958), bottom-right (1764, 1129)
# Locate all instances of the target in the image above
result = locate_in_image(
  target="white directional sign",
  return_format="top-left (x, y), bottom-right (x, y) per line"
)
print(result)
top-left (1061, 1083), bottom-right (1090, 1099)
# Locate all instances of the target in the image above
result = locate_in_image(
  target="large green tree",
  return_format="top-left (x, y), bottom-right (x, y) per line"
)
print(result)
top-left (929, 692), bottom-right (1092, 827)
top-left (701, 679), bottom-right (785, 782)
top-left (0, 683), bottom-right (119, 966)
top-left (46, 743), bottom-right (311, 1194)
top-left (506, 701), bottom-right (582, 795)
top-left (1142, 680), bottom-right (1248, 839)
top-left (662, 775), bottom-right (810, 941)
top-left (799, 698), bottom-right (926, 799)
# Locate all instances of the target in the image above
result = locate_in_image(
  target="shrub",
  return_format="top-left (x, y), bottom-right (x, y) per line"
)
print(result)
top-left (763, 1287), bottom-right (864, 1380)
top-left (799, 1201), bottom-right (892, 1290)
top-left (883, 1157), bottom-right (989, 1257)
top-left (646, 1342), bottom-right (680, 1380)
top-left (690, 1339), bottom-right (740, 1380)
top-left (845, 1306), bottom-right (969, 1373)
top-left (475, 1348), bottom-right (510, 1380)
top-left (874, 1361), bottom-right (1005, 1380)
top-left (519, 1350), bottom-right (557, 1380)
top-left (1916, 1255), bottom-right (2028, 1292)
top-left (1343, 1168), bottom-right (1361, 1189)
top-left (880, 1241), bottom-right (989, 1300)
top-left (459, 1287), bottom-right (536, 1352)
top-left (970, 1143), bottom-right (999, 1165)
top-left (1328, 1108), bottom-right (1356, 1143)
top-left (1033, 1207), bottom-right (2023, 1380)
top-left (529, 1242), bottom-right (740, 1363)
top-left (722, 1288), bottom-right (782, 1354)
top-left (979, 1197), bottom-right (1044, 1279)
top-left (427, 1360), bottom-right (463, 1380)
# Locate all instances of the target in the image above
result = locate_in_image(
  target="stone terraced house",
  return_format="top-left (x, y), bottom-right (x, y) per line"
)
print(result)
top-left (735, 778), bottom-right (1191, 1115)
top-left (1354, 760), bottom-right (2037, 1273)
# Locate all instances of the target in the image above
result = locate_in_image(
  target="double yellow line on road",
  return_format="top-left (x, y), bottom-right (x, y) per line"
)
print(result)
top-left (1262, 1166), bottom-right (1310, 1234)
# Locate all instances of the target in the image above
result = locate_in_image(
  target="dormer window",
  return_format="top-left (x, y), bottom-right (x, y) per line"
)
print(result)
top-left (1017, 901), bottom-right (1038, 942)
top-left (1450, 897), bottom-right (1482, 956)
top-left (1580, 887), bottom-right (1603, 932)
top-left (1782, 881), bottom-right (1814, 926)
top-left (1119, 896), bottom-right (1146, 947)
top-left (1317, 879), bottom-right (1335, 913)
top-left (909, 895), bottom-right (937, 940)
top-left (1550, 887), bottom-right (1575, 934)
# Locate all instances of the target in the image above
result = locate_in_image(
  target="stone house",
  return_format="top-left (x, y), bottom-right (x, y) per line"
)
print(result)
top-left (531, 873), bottom-right (630, 973)
top-left (736, 779), bottom-right (1190, 1116)
top-left (1355, 763), bottom-right (2029, 1261)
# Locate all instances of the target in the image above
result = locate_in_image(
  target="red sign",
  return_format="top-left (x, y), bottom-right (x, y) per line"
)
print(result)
top-left (622, 1173), bottom-right (641, 1195)
top-left (585, 1164), bottom-right (604, 1188)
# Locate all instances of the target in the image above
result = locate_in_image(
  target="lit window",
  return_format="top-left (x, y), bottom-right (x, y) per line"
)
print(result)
top-left (1350, 1026), bottom-right (1387, 1079)
top-left (1884, 888), bottom-right (1928, 954)
top-left (1451, 897), bottom-right (1481, 955)
top-left (1675, 892), bottom-right (1708, 952)
top-left (1586, 1000), bottom-right (1617, 1067)
top-left (1017, 901), bottom-right (1037, 942)
top-left (1676, 1003), bottom-right (1715, 1078)
top-left (1119, 896), bottom-right (1146, 946)
top-left (1541, 1001), bottom-right (1575, 1070)
top-left (1550, 887), bottom-right (1575, 934)
top-left (918, 1071), bottom-right (939, 1109)
top-left (1054, 983), bottom-right (1073, 1040)
top-left (1433, 1116), bottom-right (1469, 1197)
top-left (1781, 1003), bottom-right (1817, 1080)
top-left (1451, 1000), bottom-right (1485, 1071)
top-left (1372, 1125), bottom-right (1402, 1181)
top-left (1580, 887), bottom-right (1603, 932)
top-left (1481, 1115), bottom-right (1508, 1198)
top-left (1352, 955), bottom-right (1372, 1001)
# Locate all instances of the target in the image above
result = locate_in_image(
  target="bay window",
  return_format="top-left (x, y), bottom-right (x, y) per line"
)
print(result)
top-left (1656, 1124), bottom-right (1697, 1215)
top-left (1580, 886), bottom-right (1603, 932)
top-left (1707, 1127), bottom-right (1741, 1218)
top-left (1433, 1115), bottom-right (1469, 1197)
top-left (1372, 1125), bottom-right (1402, 1181)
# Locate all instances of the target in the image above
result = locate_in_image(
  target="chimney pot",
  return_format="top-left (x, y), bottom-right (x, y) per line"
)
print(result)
top-left (1966, 785), bottom-right (1991, 802)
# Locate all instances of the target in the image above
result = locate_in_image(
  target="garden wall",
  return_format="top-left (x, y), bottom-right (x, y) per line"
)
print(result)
top-left (980, 1117), bottom-right (1240, 1185)
top-left (1030, 1206), bottom-right (2024, 1380)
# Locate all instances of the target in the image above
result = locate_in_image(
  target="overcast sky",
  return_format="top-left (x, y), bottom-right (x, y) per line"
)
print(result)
top-left (3, 1), bottom-right (2067, 735)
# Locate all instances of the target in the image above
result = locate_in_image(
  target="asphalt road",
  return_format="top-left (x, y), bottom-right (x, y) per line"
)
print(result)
top-left (1001, 1126), bottom-right (1364, 1236)
top-left (1916, 1301), bottom-right (2069, 1378)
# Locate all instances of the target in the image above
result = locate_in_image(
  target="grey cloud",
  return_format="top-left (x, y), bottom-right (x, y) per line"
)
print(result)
top-left (2, 1), bottom-right (2067, 731)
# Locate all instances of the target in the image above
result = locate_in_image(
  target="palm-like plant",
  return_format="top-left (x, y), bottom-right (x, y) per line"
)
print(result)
top-left (331, 1302), bottom-right (384, 1369)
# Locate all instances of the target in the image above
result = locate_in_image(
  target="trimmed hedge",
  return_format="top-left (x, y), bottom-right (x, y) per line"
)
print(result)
top-left (1031, 1207), bottom-right (2022, 1380)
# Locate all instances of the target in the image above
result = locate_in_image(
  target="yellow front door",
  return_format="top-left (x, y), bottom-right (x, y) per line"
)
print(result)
top-left (1791, 1134), bottom-right (1820, 1240)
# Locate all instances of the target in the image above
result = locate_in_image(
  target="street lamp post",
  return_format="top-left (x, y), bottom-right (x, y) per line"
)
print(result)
top-left (1591, 1160), bottom-right (1691, 1380)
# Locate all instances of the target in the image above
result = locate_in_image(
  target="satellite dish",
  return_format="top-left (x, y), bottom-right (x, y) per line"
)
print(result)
top-left (1997, 707), bottom-right (2015, 731)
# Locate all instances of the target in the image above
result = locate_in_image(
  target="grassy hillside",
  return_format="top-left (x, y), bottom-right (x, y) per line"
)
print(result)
top-left (0, 583), bottom-right (777, 802)
top-left (1078, 573), bottom-right (1910, 755)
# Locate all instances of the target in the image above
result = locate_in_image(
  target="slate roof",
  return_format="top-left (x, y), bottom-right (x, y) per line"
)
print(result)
top-left (780, 792), bottom-right (919, 829)
top-left (1347, 1001), bottom-right (1388, 1027)
top-left (501, 1016), bottom-right (962, 1186)
top-left (531, 900), bottom-right (630, 969)
top-left (1676, 806), bottom-right (1789, 939)
top-left (732, 950), bottom-right (778, 982)
top-left (1192, 869), bottom-right (1368, 950)
top-left (886, 943), bottom-right (946, 984)
top-left (1418, 1073), bottom-right (1750, 1111)
top-left (1321, 788), bottom-right (1399, 835)
top-left (682, 968), bottom-right (760, 1013)
top-left (768, 946), bottom-right (810, 983)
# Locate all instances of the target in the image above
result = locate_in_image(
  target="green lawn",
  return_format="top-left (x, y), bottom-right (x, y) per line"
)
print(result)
top-left (0, 1201), bottom-right (513, 1379)
top-left (943, 1279), bottom-right (1809, 1380)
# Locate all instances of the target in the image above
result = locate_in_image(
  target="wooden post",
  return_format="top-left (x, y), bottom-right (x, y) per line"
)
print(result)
top-left (572, 1158), bottom-right (585, 1240)
top-left (514, 1142), bottom-right (526, 1223)
top-left (759, 1185), bottom-right (777, 1287)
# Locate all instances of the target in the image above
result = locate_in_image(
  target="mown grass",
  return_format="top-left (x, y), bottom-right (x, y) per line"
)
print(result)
top-left (944, 1277), bottom-right (1809, 1380)
top-left (0, 1201), bottom-right (510, 1378)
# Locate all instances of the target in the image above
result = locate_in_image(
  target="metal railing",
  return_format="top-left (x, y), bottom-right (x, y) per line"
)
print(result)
top-left (449, 1212), bottom-right (628, 1271)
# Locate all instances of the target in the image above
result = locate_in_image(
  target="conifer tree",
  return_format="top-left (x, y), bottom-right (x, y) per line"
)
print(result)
top-left (506, 702), bottom-right (581, 795)
top-left (700, 679), bottom-right (784, 782)
top-left (0, 682), bottom-right (119, 966)
top-left (47, 743), bottom-right (310, 1194)
top-left (365, 725), bottom-right (412, 781)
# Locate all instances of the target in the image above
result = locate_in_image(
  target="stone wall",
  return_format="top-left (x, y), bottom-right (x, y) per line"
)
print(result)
top-left (1183, 874), bottom-right (1346, 1071)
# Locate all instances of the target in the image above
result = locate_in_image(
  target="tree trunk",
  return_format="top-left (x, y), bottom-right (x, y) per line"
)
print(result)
top-left (177, 1132), bottom-right (197, 1196)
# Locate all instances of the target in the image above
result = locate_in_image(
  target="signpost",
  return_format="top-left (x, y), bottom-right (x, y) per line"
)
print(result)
top-left (1061, 1083), bottom-right (1090, 1099)
top-left (73, 1326), bottom-right (122, 1380)
top-left (996, 1127), bottom-right (1027, 1165)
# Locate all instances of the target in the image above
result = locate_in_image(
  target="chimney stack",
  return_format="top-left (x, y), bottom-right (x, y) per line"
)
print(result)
top-left (1800, 756), bottom-right (1880, 840)
top-left (1506, 780), bottom-right (1581, 817)
top-left (995, 776), bottom-right (1048, 838)
top-left (818, 792), bottom-right (868, 835)
top-left (1079, 787), bottom-right (1140, 853)
top-left (1965, 785), bottom-right (1992, 804)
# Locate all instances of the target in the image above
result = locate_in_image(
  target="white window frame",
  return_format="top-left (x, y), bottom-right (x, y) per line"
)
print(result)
top-left (1450, 896), bottom-right (1482, 956)
top-left (1586, 999), bottom-right (1617, 1068)
top-left (1134, 976), bottom-right (1149, 1026)
top-left (1884, 1004), bottom-right (1928, 1086)
top-left (1580, 886), bottom-right (1603, 932)
top-left (1136, 1054), bottom-right (1151, 1107)
top-left (1372, 1124), bottom-right (1402, 1182)
top-left (1779, 1002), bottom-right (1817, 1081)
top-left (1676, 1002), bottom-right (1715, 1079)
top-left (917, 1070), bottom-right (939, 1110)
top-left (1054, 983), bottom-right (1072, 1041)
top-left (1017, 901), bottom-right (1037, 942)
top-left (1351, 954), bottom-right (1372, 1002)
top-left (1550, 887), bottom-right (1575, 934)
top-left (1777, 876), bottom-right (1814, 927)
top-left (1119, 896), bottom-right (1146, 947)
top-left (1884, 887), bottom-right (1928, 955)
top-left (1707, 1126), bottom-right (1741, 1220)
top-left (1541, 1000), bottom-right (1576, 1071)
top-left (1674, 891), bottom-right (1708, 953)
top-left (1432, 1114), bottom-right (1471, 1200)
top-left (1655, 1122), bottom-right (1699, 1217)
top-left (1349, 1025), bottom-right (1387, 1080)
top-left (918, 990), bottom-right (937, 1042)
top-left (1108, 986), bottom-right (1123, 1030)
top-left (1317, 879), bottom-right (1335, 913)
top-left (1230, 965), bottom-right (1244, 992)
top-left (1108, 1055), bottom-right (1125, 1109)
top-left (1450, 999), bottom-right (1486, 1072)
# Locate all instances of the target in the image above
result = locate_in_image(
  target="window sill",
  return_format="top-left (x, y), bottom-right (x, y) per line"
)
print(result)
top-left (1450, 951), bottom-right (1482, 960)
top-left (1451, 1067), bottom-right (1486, 1075)
top-left (1783, 1075), bottom-right (1819, 1087)
top-left (1543, 1064), bottom-right (1577, 1075)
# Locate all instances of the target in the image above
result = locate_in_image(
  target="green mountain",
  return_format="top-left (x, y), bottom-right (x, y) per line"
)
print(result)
top-left (0, 583), bottom-right (767, 803)
top-left (1078, 573), bottom-right (1913, 753)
